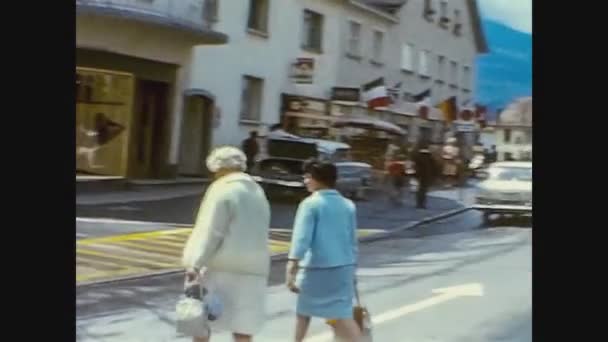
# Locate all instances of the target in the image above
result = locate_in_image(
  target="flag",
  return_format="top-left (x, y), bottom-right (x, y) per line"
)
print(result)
top-left (387, 82), bottom-right (402, 102)
top-left (362, 77), bottom-right (391, 109)
top-left (412, 88), bottom-right (431, 102)
top-left (437, 96), bottom-right (458, 123)
top-left (475, 104), bottom-right (487, 128)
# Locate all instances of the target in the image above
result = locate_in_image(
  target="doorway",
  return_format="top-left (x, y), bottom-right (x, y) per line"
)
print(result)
top-left (179, 94), bottom-right (213, 177)
top-left (131, 80), bottom-right (170, 178)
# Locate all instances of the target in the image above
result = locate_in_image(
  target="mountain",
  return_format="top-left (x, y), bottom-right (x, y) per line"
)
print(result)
top-left (475, 19), bottom-right (532, 121)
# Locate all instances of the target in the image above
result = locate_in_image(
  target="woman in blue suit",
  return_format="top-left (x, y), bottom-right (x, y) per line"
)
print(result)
top-left (286, 160), bottom-right (361, 342)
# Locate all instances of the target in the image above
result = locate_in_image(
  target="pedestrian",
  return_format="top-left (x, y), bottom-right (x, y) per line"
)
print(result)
top-left (286, 160), bottom-right (362, 342)
top-left (241, 131), bottom-right (259, 172)
top-left (488, 145), bottom-right (498, 163)
top-left (413, 143), bottom-right (436, 209)
top-left (386, 155), bottom-right (406, 205)
top-left (441, 137), bottom-right (460, 187)
top-left (182, 146), bottom-right (271, 342)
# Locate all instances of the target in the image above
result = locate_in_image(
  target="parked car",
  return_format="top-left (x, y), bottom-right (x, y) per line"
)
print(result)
top-left (253, 133), bottom-right (372, 200)
top-left (473, 161), bottom-right (532, 225)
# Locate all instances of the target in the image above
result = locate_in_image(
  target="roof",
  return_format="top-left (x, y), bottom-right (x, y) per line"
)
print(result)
top-left (304, 138), bottom-right (352, 153)
top-left (358, 0), bottom-right (407, 14)
top-left (498, 97), bottom-right (532, 126)
top-left (350, 0), bottom-right (406, 20)
top-left (490, 161), bottom-right (532, 169)
top-left (465, 0), bottom-right (489, 53)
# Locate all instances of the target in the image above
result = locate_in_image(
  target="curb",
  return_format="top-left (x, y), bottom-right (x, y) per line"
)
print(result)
top-left (77, 206), bottom-right (473, 289)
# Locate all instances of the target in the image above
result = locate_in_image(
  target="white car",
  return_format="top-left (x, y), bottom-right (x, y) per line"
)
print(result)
top-left (473, 161), bottom-right (532, 224)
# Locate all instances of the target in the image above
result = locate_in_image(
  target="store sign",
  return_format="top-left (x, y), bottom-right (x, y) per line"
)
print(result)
top-left (290, 58), bottom-right (314, 84)
top-left (331, 87), bottom-right (360, 102)
top-left (454, 120), bottom-right (476, 132)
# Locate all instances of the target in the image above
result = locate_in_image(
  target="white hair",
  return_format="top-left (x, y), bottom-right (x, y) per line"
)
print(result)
top-left (205, 146), bottom-right (247, 173)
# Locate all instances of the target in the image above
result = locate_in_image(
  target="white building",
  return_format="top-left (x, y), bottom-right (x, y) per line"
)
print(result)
top-left (495, 97), bottom-right (532, 161)
top-left (76, 0), bottom-right (227, 179)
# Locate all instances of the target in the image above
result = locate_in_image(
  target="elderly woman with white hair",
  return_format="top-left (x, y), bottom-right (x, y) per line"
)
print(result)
top-left (182, 146), bottom-right (271, 342)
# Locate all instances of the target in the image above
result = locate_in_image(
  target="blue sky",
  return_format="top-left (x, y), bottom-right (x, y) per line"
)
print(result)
top-left (478, 0), bottom-right (532, 34)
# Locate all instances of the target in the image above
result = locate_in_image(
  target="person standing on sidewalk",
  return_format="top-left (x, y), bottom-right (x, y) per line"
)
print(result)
top-left (241, 131), bottom-right (259, 172)
top-left (286, 160), bottom-right (362, 342)
top-left (414, 144), bottom-right (437, 209)
top-left (182, 146), bottom-right (271, 342)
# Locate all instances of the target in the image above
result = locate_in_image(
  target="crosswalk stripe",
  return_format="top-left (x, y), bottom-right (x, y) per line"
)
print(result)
top-left (77, 255), bottom-right (128, 270)
top-left (76, 248), bottom-right (176, 269)
top-left (111, 240), bottom-right (183, 257)
top-left (130, 238), bottom-right (185, 249)
top-left (154, 235), bottom-right (188, 243)
top-left (76, 227), bottom-right (387, 285)
top-left (84, 243), bottom-right (181, 264)
top-left (77, 267), bottom-right (150, 282)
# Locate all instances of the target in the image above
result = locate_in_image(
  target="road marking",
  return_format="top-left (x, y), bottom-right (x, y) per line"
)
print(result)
top-left (306, 283), bottom-right (484, 342)
top-left (76, 227), bottom-right (386, 285)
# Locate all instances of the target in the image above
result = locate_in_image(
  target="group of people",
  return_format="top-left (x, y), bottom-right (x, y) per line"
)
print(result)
top-left (385, 142), bottom-right (438, 209)
top-left (182, 146), bottom-right (363, 342)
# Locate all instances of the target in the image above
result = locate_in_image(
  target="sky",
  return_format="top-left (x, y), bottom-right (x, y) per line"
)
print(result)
top-left (478, 0), bottom-right (532, 34)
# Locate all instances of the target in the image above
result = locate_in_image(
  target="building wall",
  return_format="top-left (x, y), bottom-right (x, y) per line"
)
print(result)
top-left (190, 0), bottom-right (289, 147)
top-left (334, 4), bottom-right (394, 88)
top-left (77, 15), bottom-right (196, 173)
top-left (495, 127), bottom-right (532, 161)
top-left (189, 0), bottom-right (483, 149)
top-left (383, 0), bottom-right (479, 104)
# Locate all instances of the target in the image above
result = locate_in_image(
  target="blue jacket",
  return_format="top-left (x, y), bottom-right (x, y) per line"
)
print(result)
top-left (288, 189), bottom-right (358, 268)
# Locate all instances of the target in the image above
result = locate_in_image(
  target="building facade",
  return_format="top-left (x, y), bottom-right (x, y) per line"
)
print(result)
top-left (495, 97), bottom-right (532, 161)
top-left (188, 0), bottom-right (486, 151)
top-left (76, 0), bottom-right (227, 179)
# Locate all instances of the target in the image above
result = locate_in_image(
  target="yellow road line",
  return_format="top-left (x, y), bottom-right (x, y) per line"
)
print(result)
top-left (76, 248), bottom-right (177, 268)
top-left (84, 243), bottom-right (181, 264)
top-left (77, 255), bottom-right (130, 270)
top-left (130, 238), bottom-right (185, 249)
top-left (77, 267), bottom-right (152, 282)
top-left (111, 240), bottom-right (183, 257)
top-left (77, 228), bottom-right (192, 246)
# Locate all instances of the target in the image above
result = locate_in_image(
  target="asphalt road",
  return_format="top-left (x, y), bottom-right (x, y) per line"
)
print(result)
top-left (76, 210), bottom-right (532, 341)
top-left (76, 188), bottom-right (475, 239)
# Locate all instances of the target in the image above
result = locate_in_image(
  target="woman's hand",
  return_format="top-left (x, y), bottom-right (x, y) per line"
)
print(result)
top-left (285, 260), bottom-right (299, 293)
top-left (185, 267), bottom-right (205, 283)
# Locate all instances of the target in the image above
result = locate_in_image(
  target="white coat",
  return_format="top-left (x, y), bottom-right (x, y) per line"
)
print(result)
top-left (182, 172), bottom-right (271, 335)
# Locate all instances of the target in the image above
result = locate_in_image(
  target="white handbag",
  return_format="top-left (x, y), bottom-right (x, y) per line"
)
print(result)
top-left (176, 296), bottom-right (210, 338)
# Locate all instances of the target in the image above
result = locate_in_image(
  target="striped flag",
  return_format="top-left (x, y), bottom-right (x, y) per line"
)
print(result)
top-left (362, 78), bottom-right (391, 109)
top-left (437, 96), bottom-right (458, 123)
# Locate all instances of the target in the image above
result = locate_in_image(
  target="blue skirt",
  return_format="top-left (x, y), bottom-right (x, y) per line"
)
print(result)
top-left (295, 265), bottom-right (355, 319)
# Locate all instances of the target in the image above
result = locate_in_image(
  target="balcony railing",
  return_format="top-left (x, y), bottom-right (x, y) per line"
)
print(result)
top-left (77, 0), bottom-right (223, 40)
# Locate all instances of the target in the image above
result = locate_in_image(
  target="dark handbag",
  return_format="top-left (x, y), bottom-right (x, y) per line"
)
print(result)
top-left (353, 279), bottom-right (372, 337)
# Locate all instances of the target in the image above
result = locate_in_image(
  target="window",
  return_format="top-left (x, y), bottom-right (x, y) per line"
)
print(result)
top-left (240, 76), bottom-right (264, 122)
top-left (504, 129), bottom-right (512, 143)
top-left (437, 55), bottom-right (445, 80)
top-left (204, 0), bottom-right (219, 22)
top-left (247, 0), bottom-right (269, 34)
top-left (439, 0), bottom-right (449, 27)
top-left (372, 30), bottom-right (384, 63)
top-left (434, 80), bottom-right (444, 104)
top-left (440, 0), bottom-right (448, 17)
top-left (453, 9), bottom-right (462, 35)
top-left (424, 0), bottom-right (436, 21)
top-left (302, 10), bottom-right (324, 52)
top-left (450, 61), bottom-right (458, 85)
top-left (347, 21), bottom-right (362, 57)
top-left (419, 50), bottom-right (431, 77)
top-left (462, 66), bottom-right (471, 89)
top-left (401, 43), bottom-right (414, 71)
